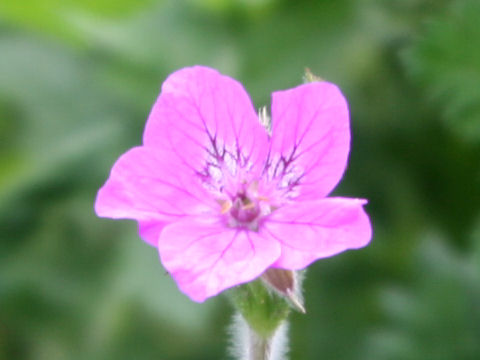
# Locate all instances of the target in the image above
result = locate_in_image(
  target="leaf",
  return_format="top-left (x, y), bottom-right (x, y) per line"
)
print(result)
top-left (0, 36), bottom-right (126, 205)
top-left (0, 0), bottom-right (154, 43)
top-left (403, 0), bottom-right (480, 142)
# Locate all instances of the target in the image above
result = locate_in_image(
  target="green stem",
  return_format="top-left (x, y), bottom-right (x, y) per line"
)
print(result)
top-left (250, 331), bottom-right (271, 360)
top-left (228, 280), bottom-right (291, 360)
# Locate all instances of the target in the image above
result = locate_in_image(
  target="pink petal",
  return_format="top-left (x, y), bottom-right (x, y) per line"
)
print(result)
top-left (143, 66), bottom-right (269, 175)
top-left (137, 219), bottom-right (167, 247)
top-left (270, 82), bottom-right (350, 200)
top-left (158, 216), bottom-right (281, 302)
top-left (95, 147), bottom-right (215, 244)
top-left (264, 198), bottom-right (371, 269)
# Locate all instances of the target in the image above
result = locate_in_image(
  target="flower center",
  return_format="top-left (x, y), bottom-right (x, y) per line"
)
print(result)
top-left (230, 193), bottom-right (260, 224)
top-left (217, 179), bottom-right (273, 230)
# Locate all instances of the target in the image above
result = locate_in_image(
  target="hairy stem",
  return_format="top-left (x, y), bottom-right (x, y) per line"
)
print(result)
top-left (230, 313), bottom-right (288, 360)
top-left (250, 333), bottom-right (270, 360)
top-left (228, 275), bottom-right (303, 360)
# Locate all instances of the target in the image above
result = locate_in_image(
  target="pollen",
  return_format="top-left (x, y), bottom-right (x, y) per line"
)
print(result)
top-left (218, 199), bottom-right (232, 214)
top-left (241, 202), bottom-right (256, 210)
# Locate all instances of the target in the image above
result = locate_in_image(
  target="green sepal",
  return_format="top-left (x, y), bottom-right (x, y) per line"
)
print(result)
top-left (227, 279), bottom-right (291, 339)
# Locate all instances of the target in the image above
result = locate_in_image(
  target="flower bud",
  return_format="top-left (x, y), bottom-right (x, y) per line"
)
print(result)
top-left (261, 268), bottom-right (306, 313)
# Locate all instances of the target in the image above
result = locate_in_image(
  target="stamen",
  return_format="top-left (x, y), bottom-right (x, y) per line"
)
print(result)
top-left (242, 202), bottom-right (256, 210)
top-left (218, 199), bottom-right (232, 214)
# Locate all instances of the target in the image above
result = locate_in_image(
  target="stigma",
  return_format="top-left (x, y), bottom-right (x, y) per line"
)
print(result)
top-left (217, 180), bottom-right (273, 230)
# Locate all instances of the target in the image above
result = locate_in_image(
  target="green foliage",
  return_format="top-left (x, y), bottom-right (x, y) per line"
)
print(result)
top-left (1, 0), bottom-right (479, 359)
top-left (362, 238), bottom-right (480, 360)
top-left (228, 280), bottom-right (290, 338)
top-left (0, 0), bottom-right (155, 42)
top-left (404, 0), bottom-right (480, 142)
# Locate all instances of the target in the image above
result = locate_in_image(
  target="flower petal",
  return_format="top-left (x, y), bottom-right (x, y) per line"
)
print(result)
top-left (143, 66), bottom-right (269, 175)
top-left (158, 216), bottom-right (281, 302)
top-left (95, 147), bottom-right (215, 244)
top-left (137, 219), bottom-right (167, 247)
top-left (270, 82), bottom-right (350, 200)
top-left (264, 198), bottom-right (371, 269)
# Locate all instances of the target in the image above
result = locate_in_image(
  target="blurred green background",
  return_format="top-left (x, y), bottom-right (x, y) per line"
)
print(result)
top-left (1, 0), bottom-right (480, 359)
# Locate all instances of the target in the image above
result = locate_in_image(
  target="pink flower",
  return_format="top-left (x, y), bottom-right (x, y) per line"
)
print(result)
top-left (95, 66), bottom-right (372, 302)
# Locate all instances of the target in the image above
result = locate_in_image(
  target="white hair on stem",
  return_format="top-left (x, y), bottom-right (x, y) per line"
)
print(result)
top-left (228, 313), bottom-right (289, 360)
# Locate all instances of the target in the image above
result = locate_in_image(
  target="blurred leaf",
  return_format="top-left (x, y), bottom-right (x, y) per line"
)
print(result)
top-left (363, 236), bottom-right (480, 360)
top-left (65, 0), bottom-right (240, 74)
top-left (187, 0), bottom-right (275, 13)
top-left (0, 0), bottom-right (155, 43)
top-left (2, 0), bottom-right (480, 359)
top-left (404, 0), bottom-right (480, 142)
top-left (0, 35), bottom-right (131, 205)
